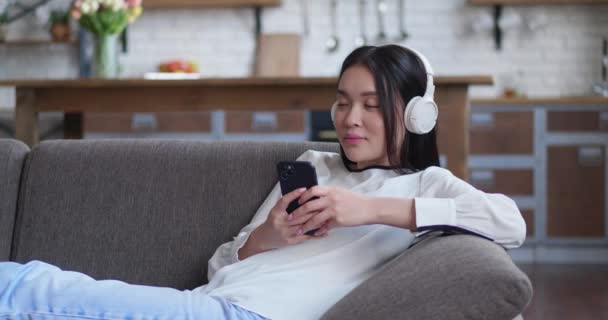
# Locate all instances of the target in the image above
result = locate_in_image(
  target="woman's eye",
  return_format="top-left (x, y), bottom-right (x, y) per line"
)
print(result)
top-left (365, 105), bottom-right (380, 109)
top-left (337, 103), bottom-right (349, 107)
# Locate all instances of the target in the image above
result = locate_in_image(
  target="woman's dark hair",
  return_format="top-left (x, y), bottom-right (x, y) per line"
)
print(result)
top-left (337, 45), bottom-right (440, 174)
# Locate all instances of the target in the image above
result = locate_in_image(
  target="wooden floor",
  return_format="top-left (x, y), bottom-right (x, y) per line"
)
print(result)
top-left (518, 264), bottom-right (608, 320)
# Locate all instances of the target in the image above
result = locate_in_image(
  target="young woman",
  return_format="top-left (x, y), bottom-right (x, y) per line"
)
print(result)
top-left (0, 45), bottom-right (526, 320)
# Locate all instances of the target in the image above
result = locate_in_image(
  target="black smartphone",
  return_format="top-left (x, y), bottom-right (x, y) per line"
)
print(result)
top-left (277, 160), bottom-right (320, 236)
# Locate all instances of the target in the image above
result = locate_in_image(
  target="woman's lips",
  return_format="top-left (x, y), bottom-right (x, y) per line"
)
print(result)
top-left (343, 137), bottom-right (365, 144)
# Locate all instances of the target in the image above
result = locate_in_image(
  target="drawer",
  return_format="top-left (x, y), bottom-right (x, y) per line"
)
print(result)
top-left (469, 111), bottom-right (534, 155)
top-left (84, 112), bottom-right (212, 133)
top-left (521, 209), bottom-right (534, 237)
top-left (548, 111), bottom-right (608, 132)
top-left (225, 111), bottom-right (305, 133)
top-left (469, 169), bottom-right (534, 196)
top-left (547, 146), bottom-right (605, 238)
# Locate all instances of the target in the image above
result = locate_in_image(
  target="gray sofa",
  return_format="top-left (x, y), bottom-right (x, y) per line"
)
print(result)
top-left (0, 138), bottom-right (532, 319)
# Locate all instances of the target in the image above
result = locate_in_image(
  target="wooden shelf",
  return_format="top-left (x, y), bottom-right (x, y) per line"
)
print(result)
top-left (470, 0), bottom-right (608, 5)
top-left (145, 0), bottom-right (281, 8)
top-left (0, 39), bottom-right (78, 46)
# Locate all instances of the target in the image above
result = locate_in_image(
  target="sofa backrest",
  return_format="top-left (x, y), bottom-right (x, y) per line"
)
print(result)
top-left (0, 139), bottom-right (29, 261)
top-left (11, 139), bottom-right (339, 289)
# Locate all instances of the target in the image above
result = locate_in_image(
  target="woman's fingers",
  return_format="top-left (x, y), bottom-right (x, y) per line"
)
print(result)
top-left (300, 211), bottom-right (332, 235)
top-left (277, 188), bottom-right (307, 212)
top-left (286, 211), bottom-right (317, 226)
top-left (289, 197), bottom-right (328, 220)
top-left (298, 186), bottom-right (329, 205)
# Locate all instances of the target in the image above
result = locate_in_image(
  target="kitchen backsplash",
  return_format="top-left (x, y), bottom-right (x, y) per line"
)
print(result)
top-left (1, 0), bottom-right (607, 109)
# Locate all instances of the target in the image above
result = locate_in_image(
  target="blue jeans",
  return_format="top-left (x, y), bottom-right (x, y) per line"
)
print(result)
top-left (0, 260), bottom-right (269, 320)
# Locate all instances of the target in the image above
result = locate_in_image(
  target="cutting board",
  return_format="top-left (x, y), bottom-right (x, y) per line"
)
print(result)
top-left (254, 33), bottom-right (301, 77)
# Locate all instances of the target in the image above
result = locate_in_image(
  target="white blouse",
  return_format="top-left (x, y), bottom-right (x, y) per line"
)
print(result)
top-left (198, 150), bottom-right (526, 320)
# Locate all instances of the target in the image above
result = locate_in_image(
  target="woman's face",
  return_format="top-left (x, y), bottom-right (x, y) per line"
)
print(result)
top-left (335, 65), bottom-right (398, 169)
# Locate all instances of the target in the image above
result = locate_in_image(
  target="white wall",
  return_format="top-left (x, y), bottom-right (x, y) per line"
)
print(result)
top-left (1, 0), bottom-right (607, 108)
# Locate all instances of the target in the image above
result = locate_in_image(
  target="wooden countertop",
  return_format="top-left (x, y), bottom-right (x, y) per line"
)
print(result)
top-left (472, 96), bottom-right (608, 105)
top-left (0, 76), bottom-right (493, 88)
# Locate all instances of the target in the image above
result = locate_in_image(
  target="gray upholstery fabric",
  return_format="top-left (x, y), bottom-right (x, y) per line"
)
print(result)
top-left (12, 139), bottom-right (339, 290)
top-left (0, 139), bottom-right (29, 261)
top-left (321, 234), bottom-right (532, 320)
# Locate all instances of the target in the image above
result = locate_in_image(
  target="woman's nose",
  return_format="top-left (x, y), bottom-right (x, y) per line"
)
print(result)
top-left (344, 106), bottom-right (362, 127)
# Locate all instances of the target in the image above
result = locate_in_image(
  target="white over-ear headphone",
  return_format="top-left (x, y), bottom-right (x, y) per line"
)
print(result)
top-left (331, 46), bottom-right (438, 135)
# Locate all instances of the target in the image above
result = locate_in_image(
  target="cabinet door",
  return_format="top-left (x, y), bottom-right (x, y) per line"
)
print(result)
top-left (469, 111), bottom-right (534, 155)
top-left (84, 112), bottom-right (212, 133)
top-left (225, 111), bottom-right (305, 133)
top-left (521, 209), bottom-right (535, 237)
top-left (547, 146), bottom-right (605, 238)
top-left (469, 169), bottom-right (534, 196)
top-left (470, 169), bottom-right (535, 238)
top-left (548, 111), bottom-right (608, 132)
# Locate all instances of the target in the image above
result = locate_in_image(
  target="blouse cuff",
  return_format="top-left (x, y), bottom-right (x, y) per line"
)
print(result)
top-left (414, 198), bottom-right (457, 229)
top-left (230, 231), bottom-right (252, 263)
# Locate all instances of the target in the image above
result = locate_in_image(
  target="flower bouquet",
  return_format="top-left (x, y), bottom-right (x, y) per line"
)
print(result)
top-left (70, 0), bottom-right (143, 77)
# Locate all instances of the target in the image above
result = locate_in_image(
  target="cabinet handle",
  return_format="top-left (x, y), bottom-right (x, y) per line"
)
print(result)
top-left (252, 112), bottom-right (278, 131)
top-left (578, 146), bottom-right (604, 167)
top-left (132, 113), bottom-right (157, 131)
top-left (599, 112), bottom-right (608, 130)
top-left (470, 170), bottom-right (495, 190)
top-left (470, 112), bottom-right (495, 129)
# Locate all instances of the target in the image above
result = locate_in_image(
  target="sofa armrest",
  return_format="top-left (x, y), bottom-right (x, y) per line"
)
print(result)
top-left (0, 139), bottom-right (29, 261)
top-left (321, 234), bottom-right (532, 320)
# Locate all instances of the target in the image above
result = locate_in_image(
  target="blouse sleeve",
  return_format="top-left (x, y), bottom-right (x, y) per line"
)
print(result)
top-left (414, 166), bottom-right (526, 249)
top-left (206, 150), bottom-right (315, 281)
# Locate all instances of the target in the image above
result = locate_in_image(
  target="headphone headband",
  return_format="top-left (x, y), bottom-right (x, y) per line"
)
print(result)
top-left (403, 47), bottom-right (435, 99)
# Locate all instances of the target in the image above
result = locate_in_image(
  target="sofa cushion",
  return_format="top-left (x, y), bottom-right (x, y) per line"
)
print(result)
top-left (0, 139), bottom-right (29, 261)
top-left (11, 139), bottom-right (339, 289)
top-left (321, 234), bottom-right (532, 320)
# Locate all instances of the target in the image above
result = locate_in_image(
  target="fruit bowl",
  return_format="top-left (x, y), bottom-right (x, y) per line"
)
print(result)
top-left (158, 60), bottom-right (199, 73)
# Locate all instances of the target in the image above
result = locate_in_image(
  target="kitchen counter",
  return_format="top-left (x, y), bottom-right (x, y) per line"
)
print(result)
top-left (0, 76), bottom-right (493, 180)
top-left (0, 76), bottom-right (493, 88)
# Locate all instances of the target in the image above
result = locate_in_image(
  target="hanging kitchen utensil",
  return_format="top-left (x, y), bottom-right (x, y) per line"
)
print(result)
top-left (396, 0), bottom-right (409, 41)
top-left (326, 0), bottom-right (340, 53)
top-left (354, 0), bottom-right (367, 47)
top-left (375, 0), bottom-right (387, 43)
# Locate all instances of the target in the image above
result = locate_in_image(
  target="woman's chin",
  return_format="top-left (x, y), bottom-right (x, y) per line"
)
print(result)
top-left (341, 150), bottom-right (365, 163)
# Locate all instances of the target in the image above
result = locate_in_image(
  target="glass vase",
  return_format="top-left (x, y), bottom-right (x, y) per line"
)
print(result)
top-left (92, 33), bottom-right (119, 78)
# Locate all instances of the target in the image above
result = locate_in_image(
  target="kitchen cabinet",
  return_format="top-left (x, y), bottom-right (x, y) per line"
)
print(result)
top-left (85, 112), bottom-right (212, 133)
top-left (548, 111), bottom-right (608, 132)
top-left (547, 146), bottom-right (605, 238)
top-left (469, 111), bottom-right (533, 154)
top-left (225, 111), bottom-right (304, 133)
top-left (471, 97), bottom-right (608, 244)
top-left (521, 209), bottom-right (535, 237)
top-left (470, 169), bottom-right (534, 195)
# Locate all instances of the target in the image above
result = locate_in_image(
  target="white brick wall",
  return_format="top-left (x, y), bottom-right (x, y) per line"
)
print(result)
top-left (1, 0), bottom-right (607, 108)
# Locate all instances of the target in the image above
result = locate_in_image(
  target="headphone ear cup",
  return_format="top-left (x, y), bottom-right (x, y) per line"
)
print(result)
top-left (404, 96), bottom-right (438, 134)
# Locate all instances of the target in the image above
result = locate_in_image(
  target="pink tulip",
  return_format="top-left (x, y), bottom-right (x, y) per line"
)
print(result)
top-left (126, 0), bottom-right (142, 7)
top-left (70, 8), bottom-right (82, 19)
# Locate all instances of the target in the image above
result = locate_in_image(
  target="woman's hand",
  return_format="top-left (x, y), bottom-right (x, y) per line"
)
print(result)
top-left (252, 188), bottom-right (327, 251)
top-left (287, 186), bottom-right (373, 236)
